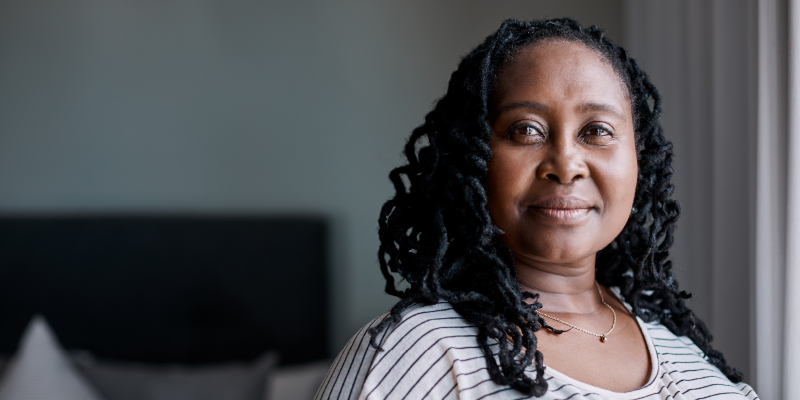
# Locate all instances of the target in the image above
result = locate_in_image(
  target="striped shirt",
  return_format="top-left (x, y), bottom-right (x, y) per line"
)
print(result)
top-left (315, 300), bottom-right (758, 400)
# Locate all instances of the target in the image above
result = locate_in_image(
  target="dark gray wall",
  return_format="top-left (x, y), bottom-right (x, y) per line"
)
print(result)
top-left (624, 0), bottom-right (756, 382)
top-left (0, 1), bottom-right (624, 351)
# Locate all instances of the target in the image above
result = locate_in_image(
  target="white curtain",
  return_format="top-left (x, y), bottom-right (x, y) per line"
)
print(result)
top-left (756, 0), bottom-right (788, 397)
top-left (785, 0), bottom-right (800, 394)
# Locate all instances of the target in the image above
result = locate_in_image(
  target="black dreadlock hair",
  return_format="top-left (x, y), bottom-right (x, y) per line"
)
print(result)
top-left (369, 18), bottom-right (743, 396)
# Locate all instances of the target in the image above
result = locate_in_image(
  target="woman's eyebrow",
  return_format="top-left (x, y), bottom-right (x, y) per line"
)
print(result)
top-left (494, 101), bottom-right (626, 121)
top-left (495, 101), bottom-right (548, 115)
top-left (579, 102), bottom-right (626, 120)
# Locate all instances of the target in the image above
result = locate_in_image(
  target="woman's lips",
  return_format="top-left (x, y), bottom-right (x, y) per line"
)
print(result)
top-left (526, 196), bottom-right (594, 223)
top-left (528, 207), bottom-right (591, 223)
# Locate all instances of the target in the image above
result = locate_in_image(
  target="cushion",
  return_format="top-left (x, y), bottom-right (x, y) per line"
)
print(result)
top-left (0, 315), bottom-right (105, 400)
top-left (266, 360), bottom-right (331, 400)
top-left (74, 351), bottom-right (278, 400)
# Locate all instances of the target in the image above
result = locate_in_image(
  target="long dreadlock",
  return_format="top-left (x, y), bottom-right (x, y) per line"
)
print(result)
top-left (369, 18), bottom-right (743, 397)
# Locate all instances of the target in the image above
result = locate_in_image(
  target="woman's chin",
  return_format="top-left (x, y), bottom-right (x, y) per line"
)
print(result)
top-left (508, 244), bottom-right (600, 271)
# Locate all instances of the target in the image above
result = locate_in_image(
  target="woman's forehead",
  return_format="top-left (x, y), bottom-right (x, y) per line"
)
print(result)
top-left (493, 40), bottom-right (631, 119)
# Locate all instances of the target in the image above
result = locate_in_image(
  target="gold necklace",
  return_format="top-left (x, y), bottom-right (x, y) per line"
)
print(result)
top-left (520, 281), bottom-right (617, 343)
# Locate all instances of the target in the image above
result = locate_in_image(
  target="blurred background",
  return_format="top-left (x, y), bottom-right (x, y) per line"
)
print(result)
top-left (0, 0), bottom-right (792, 398)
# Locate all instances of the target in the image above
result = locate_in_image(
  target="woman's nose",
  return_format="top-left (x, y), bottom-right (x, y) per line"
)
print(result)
top-left (536, 135), bottom-right (589, 184)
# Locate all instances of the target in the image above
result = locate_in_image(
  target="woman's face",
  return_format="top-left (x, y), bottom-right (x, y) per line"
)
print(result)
top-left (486, 40), bottom-right (638, 269)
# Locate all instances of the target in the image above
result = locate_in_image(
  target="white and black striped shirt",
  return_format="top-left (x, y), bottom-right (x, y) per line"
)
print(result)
top-left (316, 300), bottom-right (758, 400)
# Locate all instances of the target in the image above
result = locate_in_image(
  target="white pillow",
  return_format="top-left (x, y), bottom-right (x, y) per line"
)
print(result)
top-left (266, 360), bottom-right (331, 400)
top-left (0, 315), bottom-right (104, 400)
top-left (75, 351), bottom-right (278, 400)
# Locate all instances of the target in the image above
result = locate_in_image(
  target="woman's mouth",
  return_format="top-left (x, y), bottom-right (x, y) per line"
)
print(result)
top-left (528, 207), bottom-right (590, 222)
top-left (528, 207), bottom-right (591, 223)
top-left (527, 196), bottom-right (594, 224)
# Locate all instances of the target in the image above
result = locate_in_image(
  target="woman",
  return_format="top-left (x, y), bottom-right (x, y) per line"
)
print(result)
top-left (316, 18), bottom-right (758, 399)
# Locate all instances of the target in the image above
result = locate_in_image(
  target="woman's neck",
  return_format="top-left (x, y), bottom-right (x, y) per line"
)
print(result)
top-left (514, 254), bottom-right (602, 315)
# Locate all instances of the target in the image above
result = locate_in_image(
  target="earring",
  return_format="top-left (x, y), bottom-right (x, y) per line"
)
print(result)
top-left (631, 207), bottom-right (637, 215)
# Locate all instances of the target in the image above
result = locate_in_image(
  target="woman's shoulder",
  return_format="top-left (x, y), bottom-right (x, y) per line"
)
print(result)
top-left (316, 300), bottom-right (759, 400)
top-left (314, 300), bottom-right (490, 400)
top-left (635, 319), bottom-right (759, 399)
top-left (375, 300), bottom-right (477, 344)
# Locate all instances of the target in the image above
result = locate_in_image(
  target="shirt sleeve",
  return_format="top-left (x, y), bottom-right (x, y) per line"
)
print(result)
top-left (314, 315), bottom-right (386, 400)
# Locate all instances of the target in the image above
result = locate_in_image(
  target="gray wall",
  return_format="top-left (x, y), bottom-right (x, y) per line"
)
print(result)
top-left (0, 1), bottom-right (624, 351)
top-left (624, 0), bottom-right (755, 381)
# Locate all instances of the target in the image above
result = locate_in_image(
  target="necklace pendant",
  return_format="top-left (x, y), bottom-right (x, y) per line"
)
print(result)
top-left (600, 335), bottom-right (608, 343)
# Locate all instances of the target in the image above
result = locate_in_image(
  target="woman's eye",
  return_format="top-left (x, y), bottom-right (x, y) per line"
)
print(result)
top-left (507, 123), bottom-right (544, 142)
top-left (582, 124), bottom-right (615, 143)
